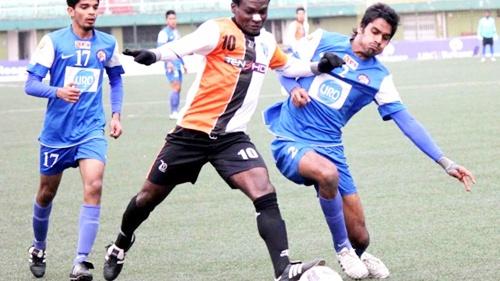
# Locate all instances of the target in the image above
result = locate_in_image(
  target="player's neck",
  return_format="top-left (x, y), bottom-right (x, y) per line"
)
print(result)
top-left (71, 24), bottom-right (94, 39)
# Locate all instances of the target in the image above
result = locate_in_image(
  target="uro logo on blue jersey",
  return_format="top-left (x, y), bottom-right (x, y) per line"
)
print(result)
top-left (318, 80), bottom-right (342, 104)
top-left (74, 69), bottom-right (96, 91)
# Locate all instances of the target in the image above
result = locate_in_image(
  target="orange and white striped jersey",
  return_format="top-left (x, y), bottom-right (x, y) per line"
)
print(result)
top-left (156, 17), bottom-right (314, 136)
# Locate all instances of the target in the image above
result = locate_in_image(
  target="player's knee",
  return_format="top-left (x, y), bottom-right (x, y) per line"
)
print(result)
top-left (85, 178), bottom-right (103, 193)
top-left (317, 166), bottom-right (339, 186)
top-left (37, 184), bottom-right (58, 204)
top-left (135, 184), bottom-right (169, 209)
top-left (171, 83), bottom-right (181, 92)
top-left (316, 168), bottom-right (339, 198)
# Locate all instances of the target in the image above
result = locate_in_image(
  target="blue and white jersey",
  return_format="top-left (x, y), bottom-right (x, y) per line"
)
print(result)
top-left (27, 26), bottom-right (124, 148)
top-left (157, 26), bottom-right (183, 70)
top-left (264, 29), bottom-right (405, 145)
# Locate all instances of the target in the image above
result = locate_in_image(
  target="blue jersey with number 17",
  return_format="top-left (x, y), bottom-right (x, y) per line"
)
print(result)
top-left (264, 29), bottom-right (406, 146)
top-left (27, 26), bottom-right (124, 148)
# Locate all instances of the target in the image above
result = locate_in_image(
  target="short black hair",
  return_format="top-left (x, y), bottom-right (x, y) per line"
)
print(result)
top-left (165, 10), bottom-right (176, 18)
top-left (296, 7), bottom-right (305, 13)
top-left (67, 0), bottom-right (99, 8)
top-left (360, 3), bottom-right (400, 38)
top-left (232, 0), bottom-right (270, 6)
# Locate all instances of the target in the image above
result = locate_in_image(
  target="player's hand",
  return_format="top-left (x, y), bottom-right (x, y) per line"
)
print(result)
top-left (123, 48), bottom-right (157, 65)
top-left (446, 164), bottom-right (476, 192)
top-left (291, 87), bottom-right (311, 107)
top-left (318, 52), bottom-right (345, 73)
top-left (56, 83), bottom-right (81, 103)
top-left (438, 157), bottom-right (476, 192)
top-left (109, 113), bottom-right (122, 139)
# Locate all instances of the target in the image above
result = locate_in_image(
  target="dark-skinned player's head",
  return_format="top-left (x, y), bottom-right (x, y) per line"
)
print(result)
top-left (231, 0), bottom-right (270, 36)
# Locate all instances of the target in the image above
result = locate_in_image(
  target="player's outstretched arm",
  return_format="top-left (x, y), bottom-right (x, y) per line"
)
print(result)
top-left (391, 109), bottom-right (476, 191)
top-left (437, 157), bottom-right (476, 192)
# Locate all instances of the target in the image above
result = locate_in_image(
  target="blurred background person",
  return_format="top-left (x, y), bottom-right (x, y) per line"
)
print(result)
top-left (477, 10), bottom-right (497, 62)
top-left (157, 9), bottom-right (185, 119)
top-left (283, 6), bottom-right (309, 54)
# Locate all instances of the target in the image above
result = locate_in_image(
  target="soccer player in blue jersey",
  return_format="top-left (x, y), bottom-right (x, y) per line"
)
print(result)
top-left (157, 9), bottom-right (185, 119)
top-left (264, 3), bottom-right (476, 279)
top-left (24, 0), bottom-right (125, 280)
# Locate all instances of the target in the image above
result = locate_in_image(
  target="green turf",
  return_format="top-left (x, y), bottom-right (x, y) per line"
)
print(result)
top-left (0, 58), bottom-right (498, 280)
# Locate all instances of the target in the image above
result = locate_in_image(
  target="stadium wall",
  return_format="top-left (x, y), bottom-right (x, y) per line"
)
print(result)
top-left (1, 1), bottom-right (499, 61)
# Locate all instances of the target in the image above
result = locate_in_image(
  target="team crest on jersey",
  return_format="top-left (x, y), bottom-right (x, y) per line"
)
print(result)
top-left (96, 49), bottom-right (107, 62)
top-left (357, 74), bottom-right (370, 85)
top-left (247, 39), bottom-right (255, 49)
top-left (75, 40), bottom-right (91, 49)
top-left (343, 54), bottom-right (358, 70)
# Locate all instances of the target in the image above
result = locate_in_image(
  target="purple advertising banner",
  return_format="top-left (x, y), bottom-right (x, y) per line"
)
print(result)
top-left (0, 60), bottom-right (28, 82)
top-left (378, 36), bottom-right (491, 62)
top-left (0, 60), bottom-right (28, 76)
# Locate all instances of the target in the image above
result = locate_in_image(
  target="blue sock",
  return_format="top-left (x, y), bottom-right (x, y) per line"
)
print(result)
top-left (74, 204), bottom-right (100, 265)
top-left (170, 90), bottom-right (180, 112)
top-left (319, 195), bottom-right (352, 253)
top-left (32, 201), bottom-right (52, 250)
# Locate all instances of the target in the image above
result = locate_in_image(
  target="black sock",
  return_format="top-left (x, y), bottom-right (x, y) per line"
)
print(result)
top-left (254, 192), bottom-right (290, 277)
top-left (115, 195), bottom-right (154, 250)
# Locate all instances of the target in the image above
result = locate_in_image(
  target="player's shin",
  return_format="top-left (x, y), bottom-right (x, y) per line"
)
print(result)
top-left (116, 195), bottom-right (153, 249)
top-left (75, 205), bottom-right (100, 264)
top-left (254, 192), bottom-right (290, 277)
top-left (32, 201), bottom-right (52, 250)
top-left (319, 194), bottom-right (352, 252)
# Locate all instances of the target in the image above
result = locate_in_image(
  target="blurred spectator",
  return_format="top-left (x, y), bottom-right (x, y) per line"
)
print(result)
top-left (283, 6), bottom-right (309, 54)
top-left (477, 10), bottom-right (497, 62)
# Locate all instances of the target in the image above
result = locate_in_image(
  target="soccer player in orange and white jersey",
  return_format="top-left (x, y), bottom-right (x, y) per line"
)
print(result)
top-left (103, 1), bottom-right (344, 280)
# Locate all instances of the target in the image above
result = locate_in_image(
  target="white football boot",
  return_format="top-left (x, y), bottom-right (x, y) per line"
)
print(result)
top-left (337, 247), bottom-right (369, 279)
top-left (361, 252), bottom-right (390, 279)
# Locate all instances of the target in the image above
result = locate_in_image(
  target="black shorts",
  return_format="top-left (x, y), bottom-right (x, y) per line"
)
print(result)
top-left (483, 37), bottom-right (494, 46)
top-left (147, 126), bottom-right (267, 188)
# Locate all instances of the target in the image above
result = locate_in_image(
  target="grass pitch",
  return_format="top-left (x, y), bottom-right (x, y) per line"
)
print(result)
top-left (0, 58), bottom-right (498, 280)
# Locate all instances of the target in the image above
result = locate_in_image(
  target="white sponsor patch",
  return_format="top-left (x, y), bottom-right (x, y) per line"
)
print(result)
top-left (64, 66), bottom-right (100, 92)
top-left (308, 74), bottom-right (352, 109)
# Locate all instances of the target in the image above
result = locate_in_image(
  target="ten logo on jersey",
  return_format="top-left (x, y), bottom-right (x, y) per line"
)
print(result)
top-left (64, 66), bottom-right (100, 92)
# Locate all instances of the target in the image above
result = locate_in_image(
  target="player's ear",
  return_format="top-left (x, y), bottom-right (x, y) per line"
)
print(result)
top-left (230, 2), bottom-right (237, 15)
top-left (67, 6), bottom-right (75, 17)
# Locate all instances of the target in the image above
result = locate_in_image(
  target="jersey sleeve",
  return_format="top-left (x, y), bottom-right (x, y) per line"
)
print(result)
top-left (269, 46), bottom-right (288, 69)
top-left (157, 30), bottom-right (167, 46)
top-left (27, 34), bottom-right (54, 78)
top-left (295, 29), bottom-right (324, 62)
top-left (157, 20), bottom-right (219, 60)
top-left (375, 74), bottom-right (406, 120)
top-left (105, 40), bottom-right (125, 75)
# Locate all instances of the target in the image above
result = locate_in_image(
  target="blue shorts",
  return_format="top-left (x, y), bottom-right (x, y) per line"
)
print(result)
top-left (271, 138), bottom-right (357, 196)
top-left (166, 68), bottom-right (183, 83)
top-left (39, 138), bottom-right (107, 176)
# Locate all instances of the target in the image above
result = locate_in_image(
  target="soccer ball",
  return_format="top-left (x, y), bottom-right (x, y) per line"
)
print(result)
top-left (299, 266), bottom-right (343, 281)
